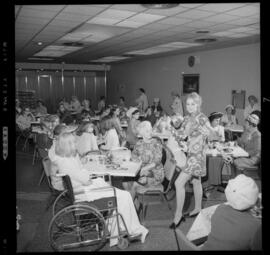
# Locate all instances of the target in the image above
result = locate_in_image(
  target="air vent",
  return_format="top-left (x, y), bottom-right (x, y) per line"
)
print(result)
top-left (194, 38), bottom-right (217, 43)
top-left (62, 42), bottom-right (84, 47)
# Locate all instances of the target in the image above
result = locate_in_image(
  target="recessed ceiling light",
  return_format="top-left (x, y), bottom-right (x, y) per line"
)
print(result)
top-left (196, 31), bottom-right (209, 34)
top-left (194, 38), bottom-right (217, 43)
top-left (37, 42), bottom-right (43, 46)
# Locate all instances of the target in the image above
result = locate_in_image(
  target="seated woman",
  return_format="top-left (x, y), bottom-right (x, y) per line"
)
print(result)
top-left (126, 108), bottom-right (140, 149)
top-left (123, 121), bottom-right (164, 202)
top-left (75, 121), bottom-right (99, 156)
top-left (221, 104), bottom-right (238, 127)
top-left (208, 112), bottom-right (225, 142)
top-left (151, 98), bottom-right (163, 117)
top-left (144, 107), bottom-right (158, 127)
top-left (99, 116), bottom-right (120, 150)
top-left (16, 107), bottom-right (35, 131)
top-left (109, 107), bottom-right (126, 144)
top-left (176, 174), bottom-right (261, 250)
top-left (53, 132), bottom-right (149, 246)
top-left (81, 99), bottom-right (95, 117)
top-left (57, 103), bottom-right (74, 125)
top-left (35, 99), bottom-right (48, 115)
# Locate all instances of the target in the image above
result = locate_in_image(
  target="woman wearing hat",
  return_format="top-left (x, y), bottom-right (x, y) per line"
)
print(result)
top-left (176, 174), bottom-right (261, 250)
top-left (135, 88), bottom-right (149, 114)
top-left (208, 112), bottom-right (225, 142)
top-left (221, 105), bottom-right (238, 128)
top-left (35, 99), bottom-right (47, 115)
top-left (224, 113), bottom-right (261, 173)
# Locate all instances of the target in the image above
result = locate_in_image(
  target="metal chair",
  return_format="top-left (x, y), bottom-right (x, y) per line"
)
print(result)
top-left (16, 124), bottom-right (32, 151)
top-left (135, 143), bottom-right (180, 223)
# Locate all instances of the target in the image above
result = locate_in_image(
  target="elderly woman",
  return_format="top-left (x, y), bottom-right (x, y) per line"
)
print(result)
top-left (176, 174), bottom-right (261, 250)
top-left (221, 105), bottom-right (238, 127)
top-left (170, 92), bottom-right (214, 229)
top-left (52, 132), bottom-right (149, 246)
top-left (81, 99), bottom-right (95, 117)
top-left (208, 112), bottom-right (225, 142)
top-left (170, 91), bottom-right (183, 116)
top-left (123, 121), bottom-right (164, 201)
top-left (16, 107), bottom-right (35, 131)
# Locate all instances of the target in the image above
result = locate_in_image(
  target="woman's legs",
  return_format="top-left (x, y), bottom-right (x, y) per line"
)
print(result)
top-left (173, 171), bottom-right (191, 223)
top-left (190, 177), bottom-right (203, 215)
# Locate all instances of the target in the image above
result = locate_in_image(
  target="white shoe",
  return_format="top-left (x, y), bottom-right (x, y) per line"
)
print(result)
top-left (141, 229), bottom-right (149, 243)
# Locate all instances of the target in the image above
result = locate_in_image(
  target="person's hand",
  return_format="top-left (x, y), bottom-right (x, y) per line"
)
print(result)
top-left (222, 154), bottom-right (233, 164)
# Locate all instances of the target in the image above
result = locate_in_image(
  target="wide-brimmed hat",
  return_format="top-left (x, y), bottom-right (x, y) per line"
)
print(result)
top-left (208, 112), bottom-right (223, 122)
top-left (225, 174), bottom-right (259, 211)
top-left (246, 114), bottom-right (259, 126)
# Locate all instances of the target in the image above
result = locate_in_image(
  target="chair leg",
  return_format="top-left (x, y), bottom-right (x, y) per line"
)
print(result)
top-left (22, 137), bottom-right (29, 151)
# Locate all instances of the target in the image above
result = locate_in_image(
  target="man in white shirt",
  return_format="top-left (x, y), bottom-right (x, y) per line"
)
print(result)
top-left (135, 88), bottom-right (148, 113)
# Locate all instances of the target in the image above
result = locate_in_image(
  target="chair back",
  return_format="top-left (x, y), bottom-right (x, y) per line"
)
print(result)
top-left (41, 157), bottom-right (54, 189)
top-left (62, 175), bottom-right (75, 205)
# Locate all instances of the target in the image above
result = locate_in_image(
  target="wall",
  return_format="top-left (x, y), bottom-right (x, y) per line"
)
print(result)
top-left (16, 71), bottom-right (106, 113)
top-left (107, 43), bottom-right (260, 125)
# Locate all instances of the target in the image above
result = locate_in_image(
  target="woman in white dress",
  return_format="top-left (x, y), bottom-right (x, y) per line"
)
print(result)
top-left (53, 132), bottom-right (149, 247)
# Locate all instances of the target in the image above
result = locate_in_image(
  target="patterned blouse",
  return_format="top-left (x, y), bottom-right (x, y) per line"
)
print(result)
top-left (131, 138), bottom-right (164, 186)
top-left (171, 112), bottom-right (210, 177)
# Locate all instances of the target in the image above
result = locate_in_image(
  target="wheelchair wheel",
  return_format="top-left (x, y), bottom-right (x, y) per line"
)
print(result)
top-left (52, 191), bottom-right (72, 217)
top-left (49, 204), bottom-right (107, 251)
top-left (117, 237), bottom-right (129, 250)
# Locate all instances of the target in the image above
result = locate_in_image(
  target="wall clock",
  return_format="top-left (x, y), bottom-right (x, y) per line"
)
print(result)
top-left (188, 56), bottom-right (195, 67)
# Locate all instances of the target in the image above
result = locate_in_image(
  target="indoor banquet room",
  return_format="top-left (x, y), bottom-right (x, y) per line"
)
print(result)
top-left (15, 3), bottom-right (262, 251)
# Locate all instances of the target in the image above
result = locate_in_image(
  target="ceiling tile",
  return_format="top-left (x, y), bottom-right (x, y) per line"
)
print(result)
top-left (110, 4), bottom-right (146, 12)
top-left (202, 13), bottom-right (240, 23)
top-left (208, 23), bottom-right (238, 33)
top-left (116, 20), bottom-right (145, 28)
top-left (55, 12), bottom-right (90, 22)
top-left (98, 9), bottom-right (137, 19)
top-left (128, 13), bottom-right (165, 23)
top-left (20, 8), bottom-right (58, 19)
top-left (226, 16), bottom-right (259, 26)
top-left (157, 17), bottom-right (192, 25)
top-left (197, 3), bottom-right (247, 13)
top-left (144, 5), bottom-right (188, 16)
top-left (88, 17), bottom-right (121, 26)
top-left (226, 5), bottom-right (260, 17)
top-left (16, 16), bottom-right (51, 25)
top-left (175, 9), bottom-right (215, 19)
top-left (22, 5), bottom-right (65, 12)
top-left (180, 4), bottom-right (204, 9)
top-left (168, 25), bottom-right (196, 33)
top-left (184, 20), bottom-right (216, 29)
top-left (62, 5), bottom-right (107, 15)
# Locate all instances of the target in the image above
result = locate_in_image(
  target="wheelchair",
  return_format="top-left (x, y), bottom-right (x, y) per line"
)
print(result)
top-left (48, 174), bottom-right (136, 251)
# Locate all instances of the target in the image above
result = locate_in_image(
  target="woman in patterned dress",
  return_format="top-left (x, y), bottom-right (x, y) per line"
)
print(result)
top-left (123, 121), bottom-right (164, 201)
top-left (170, 92), bottom-right (214, 228)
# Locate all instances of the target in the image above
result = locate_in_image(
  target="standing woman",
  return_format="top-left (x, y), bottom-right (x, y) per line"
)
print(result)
top-left (170, 92), bottom-right (213, 229)
top-left (135, 88), bottom-right (148, 114)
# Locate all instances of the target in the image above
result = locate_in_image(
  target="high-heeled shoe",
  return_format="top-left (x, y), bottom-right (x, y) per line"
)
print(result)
top-left (169, 216), bottom-right (185, 229)
top-left (183, 211), bottom-right (200, 218)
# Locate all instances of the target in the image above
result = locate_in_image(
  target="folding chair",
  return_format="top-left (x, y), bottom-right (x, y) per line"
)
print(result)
top-left (16, 124), bottom-right (32, 151)
top-left (135, 143), bottom-right (180, 222)
top-left (175, 229), bottom-right (201, 251)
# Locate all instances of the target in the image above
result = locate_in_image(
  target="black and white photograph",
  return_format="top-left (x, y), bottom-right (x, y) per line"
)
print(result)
top-left (8, 2), bottom-right (263, 252)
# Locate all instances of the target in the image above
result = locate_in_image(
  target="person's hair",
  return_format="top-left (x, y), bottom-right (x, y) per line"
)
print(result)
top-left (76, 121), bottom-right (94, 136)
top-left (100, 96), bottom-right (105, 100)
top-left (139, 88), bottom-right (145, 93)
top-left (82, 99), bottom-right (89, 107)
top-left (100, 116), bottom-right (115, 133)
top-left (209, 112), bottom-right (223, 123)
top-left (137, 121), bottom-right (152, 137)
top-left (37, 99), bottom-right (44, 106)
top-left (120, 96), bottom-right (125, 101)
top-left (186, 92), bottom-right (202, 112)
top-left (248, 95), bottom-right (258, 103)
top-left (251, 110), bottom-right (261, 121)
top-left (53, 124), bottom-right (68, 138)
top-left (225, 105), bottom-right (236, 115)
top-left (55, 132), bottom-right (77, 157)
top-left (132, 109), bottom-right (140, 116)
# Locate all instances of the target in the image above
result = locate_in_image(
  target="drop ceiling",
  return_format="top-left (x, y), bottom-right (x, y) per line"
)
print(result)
top-left (15, 3), bottom-right (260, 65)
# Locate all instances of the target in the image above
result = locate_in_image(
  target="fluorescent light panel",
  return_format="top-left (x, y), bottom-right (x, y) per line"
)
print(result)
top-left (34, 45), bottom-right (83, 57)
top-left (91, 56), bottom-right (130, 62)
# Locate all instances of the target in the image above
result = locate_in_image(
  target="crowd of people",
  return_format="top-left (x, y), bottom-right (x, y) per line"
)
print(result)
top-left (15, 90), bottom-right (261, 250)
